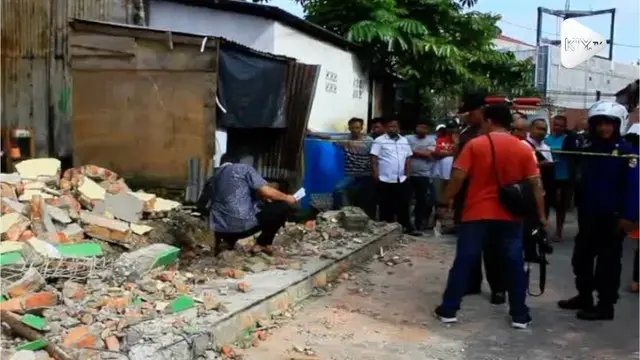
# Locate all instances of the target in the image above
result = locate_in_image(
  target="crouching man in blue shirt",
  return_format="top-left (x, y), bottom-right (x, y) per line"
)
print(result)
top-left (558, 101), bottom-right (638, 321)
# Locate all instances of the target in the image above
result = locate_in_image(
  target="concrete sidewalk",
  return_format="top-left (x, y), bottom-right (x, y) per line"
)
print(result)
top-left (242, 216), bottom-right (639, 360)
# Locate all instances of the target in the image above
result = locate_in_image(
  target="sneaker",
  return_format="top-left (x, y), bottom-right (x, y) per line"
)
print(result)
top-left (490, 292), bottom-right (506, 305)
top-left (558, 295), bottom-right (593, 310)
top-left (576, 306), bottom-right (614, 321)
top-left (511, 314), bottom-right (532, 329)
top-left (433, 306), bottom-right (458, 324)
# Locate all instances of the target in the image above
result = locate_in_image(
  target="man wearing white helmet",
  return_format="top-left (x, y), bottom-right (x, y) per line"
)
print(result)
top-left (558, 100), bottom-right (639, 321)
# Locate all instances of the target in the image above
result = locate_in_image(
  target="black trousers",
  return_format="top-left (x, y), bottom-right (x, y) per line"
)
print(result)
top-left (410, 176), bottom-right (435, 230)
top-left (572, 213), bottom-right (625, 306)
top-left (377, 181), bottom-right (413, 231)
top-left (215, 200), bottom-right (291, 248)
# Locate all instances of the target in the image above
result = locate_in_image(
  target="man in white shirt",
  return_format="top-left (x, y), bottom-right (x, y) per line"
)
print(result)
top-left (370, 118), bottom-right (421, 235)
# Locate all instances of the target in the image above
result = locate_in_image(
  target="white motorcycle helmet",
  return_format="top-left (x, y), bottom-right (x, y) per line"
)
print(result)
top-left (587, 100), bottom-right (629, 134)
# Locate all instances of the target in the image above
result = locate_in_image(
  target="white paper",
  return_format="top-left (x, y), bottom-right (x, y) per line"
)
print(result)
top-left (293, 188), bottom-right (306, 201)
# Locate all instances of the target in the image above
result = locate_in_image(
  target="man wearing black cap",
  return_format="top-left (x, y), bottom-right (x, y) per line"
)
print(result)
top-left (452, 90), bottom-right (506, 304)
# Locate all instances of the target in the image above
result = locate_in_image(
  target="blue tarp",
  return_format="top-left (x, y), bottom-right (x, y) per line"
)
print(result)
top-left (302, 137), bottom-right (345, 208)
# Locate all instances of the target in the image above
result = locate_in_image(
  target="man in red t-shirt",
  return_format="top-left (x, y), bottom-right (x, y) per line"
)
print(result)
top-left (434, 104), bottom-right (546, 330)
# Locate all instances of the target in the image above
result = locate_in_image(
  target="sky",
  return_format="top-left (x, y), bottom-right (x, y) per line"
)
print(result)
top-left (267, 0), bottom-right (640, 63)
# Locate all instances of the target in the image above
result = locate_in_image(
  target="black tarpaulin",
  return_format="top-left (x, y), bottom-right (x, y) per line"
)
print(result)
top-left (217, 44), bottom-right (287, 128)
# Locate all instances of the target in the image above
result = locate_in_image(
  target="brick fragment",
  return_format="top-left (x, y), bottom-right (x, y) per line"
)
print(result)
top-left (255, 330), bottom-right (268, 341)
top-left (7, 268), bottom-right (46, 298)
top-left (23, 291), bottom-right (58, 310)
top-left (0, 212), bottom-right (30, 241)
top-left (220, 345), bottom-right (233, 356)
top-left (0, 297), bottom-right (23, 312)
top-left (63, 326), bottom-right (97, 349)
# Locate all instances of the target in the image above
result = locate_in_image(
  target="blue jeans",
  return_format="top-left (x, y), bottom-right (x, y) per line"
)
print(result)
top-left (332, 175), bottom-right (376, 218)
top-left (441, 220), bottom-right (529, 317)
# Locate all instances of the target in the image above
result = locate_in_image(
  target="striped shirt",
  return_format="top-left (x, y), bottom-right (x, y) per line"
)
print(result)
top-left (336, 135), bottom-right (374, 176)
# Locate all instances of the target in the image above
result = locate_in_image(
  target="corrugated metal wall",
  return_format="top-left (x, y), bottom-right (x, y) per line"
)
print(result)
top-left (1, 0), bottom-right (132, 156)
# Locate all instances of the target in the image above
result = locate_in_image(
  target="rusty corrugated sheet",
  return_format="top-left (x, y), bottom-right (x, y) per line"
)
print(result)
top-left (254, 61), bottom-right (320, 184)
top-left (1, 0), bottom-right (131, 156)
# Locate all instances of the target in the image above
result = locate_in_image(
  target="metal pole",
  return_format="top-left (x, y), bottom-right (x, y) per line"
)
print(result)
top-left (596, 90), bottom-right (601, 101)
top-left (609, 9), bottom-right (616, 60)
top-left (536, 7), bottom-right (543, 47)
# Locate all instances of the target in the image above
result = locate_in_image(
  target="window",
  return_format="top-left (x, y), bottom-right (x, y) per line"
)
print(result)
top-left (352, 78), bottom-right (365, 99)
top-left (325, 70), bottom-right (338, 93)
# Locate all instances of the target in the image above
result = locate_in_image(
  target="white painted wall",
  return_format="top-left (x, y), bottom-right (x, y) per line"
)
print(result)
top-left (148, 0), bottom-right (275, 53)
top-left (148, 1), bottom-right (371, 132)
top-left (272, 23), bottom-right (370, 132)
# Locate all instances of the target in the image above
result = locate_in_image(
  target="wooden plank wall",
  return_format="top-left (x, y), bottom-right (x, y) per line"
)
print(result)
top-left (70, 27), bottom-right (217, 187)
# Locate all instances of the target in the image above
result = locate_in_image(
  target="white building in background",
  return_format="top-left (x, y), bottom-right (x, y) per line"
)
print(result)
top-left (493, 33), bottom-right (639, 126)
top-left (147, 0), bottom-right (373, 132)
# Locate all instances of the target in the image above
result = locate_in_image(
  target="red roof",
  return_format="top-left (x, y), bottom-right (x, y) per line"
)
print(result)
top-left (496, 34), bottom-right (534, 48)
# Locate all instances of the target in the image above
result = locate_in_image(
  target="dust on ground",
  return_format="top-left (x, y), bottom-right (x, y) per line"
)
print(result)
top-left (241, 217), bottom-right (639, 360)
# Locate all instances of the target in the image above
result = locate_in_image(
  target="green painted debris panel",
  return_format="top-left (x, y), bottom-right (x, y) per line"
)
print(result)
top-left (170, 295), bottom-right (194, 313)
top-left (21, 314), bottom-right (47, 330)
top-left (0, 251), bottom-right (23, 266)
top-left (152, 246), bottom-right (180, 268)
top-left (55, 242), bottom-right (103, 257)
top-left (16, 339), bottom-right (47, 351)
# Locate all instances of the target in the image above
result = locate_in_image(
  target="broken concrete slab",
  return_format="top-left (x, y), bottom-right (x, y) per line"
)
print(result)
top-left (1, 198), bottom-right (26, 214)
top-left (341, 206), bottom-right (370, 231)
top-left (112, 244), bottom-right (180, 282)
top-left (1, 172), bottom-right (22, 185)
top-left (130, 223), bottom-right (153, 236)
top-left (15, 158), bottom-right (61, 183)
top-left (45, 204), bottom-right (71, 224)
top-left (28, 195), bottom-right (56, 237)
top-left (77, 176), bottom-right (106, 202)
top-left (1, 182), bottom-right (18, 200)
top-left (104, 192), bottom-right (144, 223)
top-left (153, 198), bottom-right (181, 212)
top-left (79, 211), bottom-right (129, 244)
top-left (129, 191), bottom-right (157, 212)
top-left (0, 212), bottom-right (30, 241)
top-left (9, 350), bottom-right (37, 360)
top-left (60, 223), bottom-right (84, 243)
top-left (0, 241), bottom-right (24, 254)
top-left (26, 238), bottom-right (62, 259)
top-left (18, 190), bottom-right (54, 202)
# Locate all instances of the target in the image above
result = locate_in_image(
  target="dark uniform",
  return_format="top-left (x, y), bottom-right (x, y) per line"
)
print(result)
top-left (558, 102), bottom-right (638, 320)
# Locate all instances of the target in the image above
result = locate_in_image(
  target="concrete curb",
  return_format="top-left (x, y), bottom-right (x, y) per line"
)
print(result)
top-left (125, 224), bottom-right (402, 359)
top-left (212, 224), bottom-right (403, 346)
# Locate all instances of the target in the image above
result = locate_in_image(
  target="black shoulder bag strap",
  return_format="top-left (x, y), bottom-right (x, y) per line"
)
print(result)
top-left (489, 135), bottom-right (547, 296)
top-left (486, 133), bottom-right (502, 189)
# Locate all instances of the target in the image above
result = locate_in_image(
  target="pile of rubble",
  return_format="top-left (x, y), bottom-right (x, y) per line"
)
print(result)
top-left (0, 156), bottom-right (392, 360)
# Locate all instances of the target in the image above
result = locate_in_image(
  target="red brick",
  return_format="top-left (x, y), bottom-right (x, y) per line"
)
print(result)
top-left (63, 326), bottom-right (97, 349)
top-left (7, 269), bottom-right (45, 297)
top-left (105, 297), bottom-right (129, 310)
top-left (62, 281), bottom-right (86, 301)
top-left (23, 291), bottom-right (58, 310)
top-left (0, 297), bottom-right (23, 312)
top-left (255, 330), bottom-right (268, 341)
top-left (155, 271), bottom-right (175, 282)
top-left (105, 336), bottom-right (120, 351)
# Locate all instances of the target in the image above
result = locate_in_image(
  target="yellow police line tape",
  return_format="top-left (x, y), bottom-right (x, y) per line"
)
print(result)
top-left (309, 138), bottom-right (640, 159)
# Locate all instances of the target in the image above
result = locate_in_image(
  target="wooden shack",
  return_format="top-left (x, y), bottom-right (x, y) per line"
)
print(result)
top-left (69, 19), bottom-right (218, 187)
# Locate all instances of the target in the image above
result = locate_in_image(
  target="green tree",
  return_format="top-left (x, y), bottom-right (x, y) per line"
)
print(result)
top-left (256, 0), bottom-right (537, 98)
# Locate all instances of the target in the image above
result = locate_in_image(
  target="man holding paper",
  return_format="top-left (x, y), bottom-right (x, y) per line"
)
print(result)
top-left (197, 152), bottom-right (299, 255)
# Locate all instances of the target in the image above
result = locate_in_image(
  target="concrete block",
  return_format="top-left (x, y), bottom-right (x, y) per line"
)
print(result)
top-left (112, 244), bottom-right (180, 282)
top-left (80, 211), bottom-right (129, 244)
top-left (104, 192), bottom-right (144, 223)
top-left (0, 212), bottom-right (30, 241)
top-left (341, 206), bottom-right (370, 231)
top-left (46, 195), bottom-right (81, 219)
top-left (61, 223), bottom-right (84, 242)
top-left (15, 158), bottom-right (61, 183)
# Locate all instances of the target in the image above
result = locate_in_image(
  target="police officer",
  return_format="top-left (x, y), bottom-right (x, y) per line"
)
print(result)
top-left (558, 101), bottom-right (638, 321)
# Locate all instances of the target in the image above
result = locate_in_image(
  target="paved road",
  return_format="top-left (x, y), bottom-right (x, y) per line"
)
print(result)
top-left (242, 217), bottom-right (639, 360)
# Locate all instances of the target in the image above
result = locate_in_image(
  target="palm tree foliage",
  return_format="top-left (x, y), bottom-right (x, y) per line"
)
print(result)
top-left (254, 0), bottom-right (538, 97)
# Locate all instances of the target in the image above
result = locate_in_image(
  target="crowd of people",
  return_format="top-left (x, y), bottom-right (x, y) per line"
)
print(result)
top-left (197, 88), bottom-right (639, 331)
